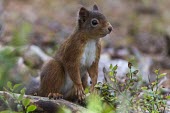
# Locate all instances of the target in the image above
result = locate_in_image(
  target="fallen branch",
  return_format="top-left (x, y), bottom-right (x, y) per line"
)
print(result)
top-left (0, 91), bottom-right (88, 113)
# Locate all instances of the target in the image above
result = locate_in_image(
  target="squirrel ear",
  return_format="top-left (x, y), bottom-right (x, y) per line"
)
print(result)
top-left (79, 7), bottom-right (89, 22)
top-left (93, 4), bottom-right (99, 11)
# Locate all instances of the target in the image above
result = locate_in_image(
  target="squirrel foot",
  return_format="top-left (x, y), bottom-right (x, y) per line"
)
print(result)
top-left (48, 93), bottom-right (63, 100)
top-left (74, 84), bottom-right (85, 102)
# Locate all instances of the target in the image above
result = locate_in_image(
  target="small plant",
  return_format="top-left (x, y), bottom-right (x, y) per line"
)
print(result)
top-left (81, 93), bottom-right (114, 113)
top-left (95, 62), bottom-right (168, 113)
top-left (138, 69), bottom-right (167, 113)
top-left (0, 22), bottom-right (32, 90)
top-left (0, 47), bottom-right (18, 90)
top-left (0, 81), bottom-right (37, 113)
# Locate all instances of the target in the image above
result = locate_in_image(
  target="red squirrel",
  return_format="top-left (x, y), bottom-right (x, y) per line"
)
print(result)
top-left (28, 5), bottom-right (112, 102)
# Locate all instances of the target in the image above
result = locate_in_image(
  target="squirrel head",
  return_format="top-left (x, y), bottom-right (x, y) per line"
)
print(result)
top-left (77, 5), bottom-right (112, 38)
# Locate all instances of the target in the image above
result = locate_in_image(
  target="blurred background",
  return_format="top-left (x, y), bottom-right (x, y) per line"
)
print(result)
top-left (0, 0), bottom-right (170, 90)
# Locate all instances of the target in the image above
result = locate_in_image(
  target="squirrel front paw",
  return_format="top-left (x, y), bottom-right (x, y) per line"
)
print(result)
top-left (74, 84), bottom-right (85, 101)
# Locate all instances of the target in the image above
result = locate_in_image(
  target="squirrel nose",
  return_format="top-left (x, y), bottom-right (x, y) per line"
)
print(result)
top-left (108, 26), bottom-right (112, 32)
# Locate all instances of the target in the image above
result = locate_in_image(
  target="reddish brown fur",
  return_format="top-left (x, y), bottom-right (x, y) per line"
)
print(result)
top-left (39, 59), bottom-right (65, 97)
top-left (39, 5), bottom-right (112, 101)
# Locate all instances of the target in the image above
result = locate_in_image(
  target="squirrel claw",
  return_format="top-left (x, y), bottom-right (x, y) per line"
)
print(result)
top-left (48, 93), bottom-right (63, 100)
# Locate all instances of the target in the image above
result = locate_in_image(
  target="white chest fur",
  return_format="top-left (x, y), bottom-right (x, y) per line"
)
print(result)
top-left (81, 40), bottom-right (97, 68)
top-left (61, 40), bottom-right (97, 95)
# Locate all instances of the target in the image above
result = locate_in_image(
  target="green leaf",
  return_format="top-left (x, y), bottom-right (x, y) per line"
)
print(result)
top-left (113, 65), bottom-right (118, 71)
top-left (27, 105), bottom-right (37, 113)
top-left (18, 93), bottom-right (24, 101)
top-left (109, 71), bottom-right (113, 76)
top-left (151, 81), bottom-right (157, 86)
top-left (13, 84), bottom-right (21, 91)
top-left (84, 88), bottom-right (89, 94)
top-left (154, 69), bottom-right (159, 75)
top-left (141, 86), bottom-right (148, 90)
top-left (7, 81), bottom-right (13, 91)
top-left (110, 78), bottom-right (115, 82)
top-left (20, 88), bottom-right (26, 94)
top-left (109, 64), bottom-right (113, 69)
top-left (158, 73), bottom-right (166, 79)
top-left (166, 95), bottom-right (170, 99)
top-left (22, 98), bottom-right (30, 107)
top-left (59, 107), bottom-right (72, 113)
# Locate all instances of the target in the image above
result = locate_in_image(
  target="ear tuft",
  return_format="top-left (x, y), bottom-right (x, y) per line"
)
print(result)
top-left (93, 4), bottom-right (99, 11)
top-left (78, 7), bottom-right (89, 29)
top-left (79, 7), bottom-right (89, 19)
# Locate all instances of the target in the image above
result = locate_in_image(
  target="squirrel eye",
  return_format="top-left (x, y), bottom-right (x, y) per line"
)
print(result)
top-left (91, 18), bottom-right (99, 27)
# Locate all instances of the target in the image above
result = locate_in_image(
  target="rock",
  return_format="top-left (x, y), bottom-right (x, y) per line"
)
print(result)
top-left (9, 57), bottom-right (34, 84)
top-left (158, 76), bottom-right (170, 95)
top-left (98, 53), bottom-right (129, 83)
top-left (131, 47), bottom-right (153, 83)
top-left (135, 33), bottom-right (166, 55)
top-left (23, 45), bottom-right (51, 69)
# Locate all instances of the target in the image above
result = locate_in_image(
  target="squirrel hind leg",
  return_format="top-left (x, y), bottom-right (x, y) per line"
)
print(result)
top-left (39, 59), bottom-right (65, 97)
